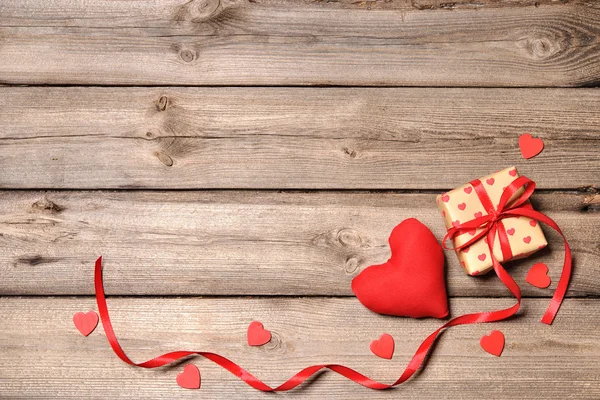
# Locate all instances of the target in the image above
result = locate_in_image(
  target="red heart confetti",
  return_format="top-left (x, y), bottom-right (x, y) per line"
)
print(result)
top-left (519, 133), bottom-right (544, 159)
top-left (506, 228), bottom-right (515, 236)
top-left (480, 330), bottom-right (505, 357)
top-left (464, 187), bottom-right (473, 194)
top-left (247, 321), bottom-right (271, 346)
top-left (458, 203), bottom-right (466, 211)
top-left (73, 311), bottom-right (99, 337)
top-left (176, 364), bottom-right (201, 389)
top-left (526, 263), bottom-right (551, 289)
top-left (370, 333), bottom-right (395, 360)
top-left (486, 178), bottom-right (495, 185)
top-left (523, 236), bottom-right (532, 244)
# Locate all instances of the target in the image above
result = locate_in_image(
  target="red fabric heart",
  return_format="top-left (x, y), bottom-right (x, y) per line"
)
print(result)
top-left (519, 133), bottom-right (544, 159)
top-left (176, 364), bottom-right (201, 389)
top-left (370, 333), bottom-right (395, 360)
top-left (480, 330), bottom-right (505, 357)
top-left (351, 218), bottom-right (448, 319)
top-left (526, 262), bottom-right (551, 288)
top-left (247, 321), bottom-right (271, 346)
top-left (73, 311), bottom-right (99, 337)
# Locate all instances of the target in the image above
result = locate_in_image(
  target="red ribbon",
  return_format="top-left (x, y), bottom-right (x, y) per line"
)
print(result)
top-left (93, 175), bottom-right (571, 390)
top-left (442, 175), bottom-right (572, 325)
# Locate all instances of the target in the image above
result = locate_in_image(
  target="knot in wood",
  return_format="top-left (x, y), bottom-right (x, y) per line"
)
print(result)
top-left (336, 228), bottom-right (363, 247)
top-left (31, 197), bottom-right (63, 213)
top-left (154, 151), bottom-right (174, 167)
top-left (344, 256), bottom-right (361, 274)
top-left (180, 49), bottom-right (195, 63)
top-left (530, 37), bottom-right (559, 59)
top-left (156, 96), bottom-right (169, 111)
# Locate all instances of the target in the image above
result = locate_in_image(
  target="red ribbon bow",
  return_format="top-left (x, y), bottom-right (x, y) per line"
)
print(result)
top-left (93, 175), bottom-right (571, 391)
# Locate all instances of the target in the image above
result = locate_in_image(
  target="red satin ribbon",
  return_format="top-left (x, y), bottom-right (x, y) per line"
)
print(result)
top-left (93, 175), bottom-right (571, 390)
top-left (442, 175), bottom-right (572, 325)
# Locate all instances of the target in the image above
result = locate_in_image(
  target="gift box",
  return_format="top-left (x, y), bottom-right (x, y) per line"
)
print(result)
top-left (436, 167), bottom-right (547, 276)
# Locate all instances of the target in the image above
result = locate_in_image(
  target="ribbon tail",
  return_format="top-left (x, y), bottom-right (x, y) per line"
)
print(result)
top-left (93, 256), bottom-right (529, 392)
top-left (507, 208), bottom-right (572, 325)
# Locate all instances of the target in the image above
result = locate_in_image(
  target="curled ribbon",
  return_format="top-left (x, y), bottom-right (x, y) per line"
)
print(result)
top-left (93, 175), bottom-right (571, 391)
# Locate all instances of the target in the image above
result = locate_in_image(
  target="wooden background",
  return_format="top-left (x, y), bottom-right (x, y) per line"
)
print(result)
top-left (0, 0), bottom-right (599, 398)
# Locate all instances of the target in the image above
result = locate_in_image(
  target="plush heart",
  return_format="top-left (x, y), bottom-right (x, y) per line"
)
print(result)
top-left (480, 330), bottom-right (505, 357)
top-left (351, 218), bottom-right (448, 319)
top-left (176, 364), bottom-right (201, 389)
top-left (73, 311), bottom-right (99, 337)
top-left (519, 133), bottom-right (544, 159)
top-left (247, 321), bottom-right (271, 346)
top-left (370, 333), bottom-right (395, 359)
top-left (526, 262), bottom-right (551, 288)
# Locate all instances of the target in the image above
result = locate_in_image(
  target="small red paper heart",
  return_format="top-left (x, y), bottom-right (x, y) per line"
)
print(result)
top-left (486, 178), bottom-right (495, 185)
top-left (73, 311), bottom-right (99, 337)
top-left (458, 203), bottom-right (466, 211)
top-left (176, 364), bottom-right (201, 389)
top-left (519, 133), bottom-right (544, 159)
top-left (441, 194), bottom-right (450, 203)
top-left (474, 211), bottom-right (483, 219)
top-left (526, 262), bottom-right (551, 289)
top-left (529, 220), bottom-right (537, 227)
top-left (464, 187), bottom-right (473, 194)
top-left (370, 333), bottom-right (395, 360)
top-left (523, 236), bottom-right (532, 244)
top-left (480, 330), bottom-right (505, 357)
top-left (509, 169), bottom-right (517, 177)
top-left (247, 321), bottom-right (271, 346)
top-left (506, 228), bottom-right (515, 236)
top-left (351, 219), bottom-right (448, 319)
top-left (478, 253), bottom-right (486, 261)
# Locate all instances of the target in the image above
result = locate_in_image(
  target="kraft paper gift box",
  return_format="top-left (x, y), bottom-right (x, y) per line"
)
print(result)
top-left (436, 167), bottom-right (548, 276)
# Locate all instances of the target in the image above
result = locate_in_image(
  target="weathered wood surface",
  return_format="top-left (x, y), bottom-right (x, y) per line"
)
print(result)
top-left (1, 190), bottom-right (597, 297)
top-left (1, 1), bottom-right (600, 86)
top-left (1, 87), bottom-right (599, 189)
top-left (0, 297), bottom-right (597, 399)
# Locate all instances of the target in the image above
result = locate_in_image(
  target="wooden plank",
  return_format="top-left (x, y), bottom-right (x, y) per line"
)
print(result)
top-left (1, 87), bottom-right (599, 189)
top-left (0, 1), bottom-right (599, 86)
top-left (0, 190), bottom-right (597, 297)
top-left (0, 297), bottom-right (597, 399)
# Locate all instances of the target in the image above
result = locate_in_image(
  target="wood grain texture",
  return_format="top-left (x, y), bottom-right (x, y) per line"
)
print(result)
top-left (0, 297), bottom-right (597, 399)
top-left (1, 190), bottom-right (597, 296)
top-left (1, 87), bottom-right (599, 189)
top-left (1, 0), bottom-right (599, 86)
